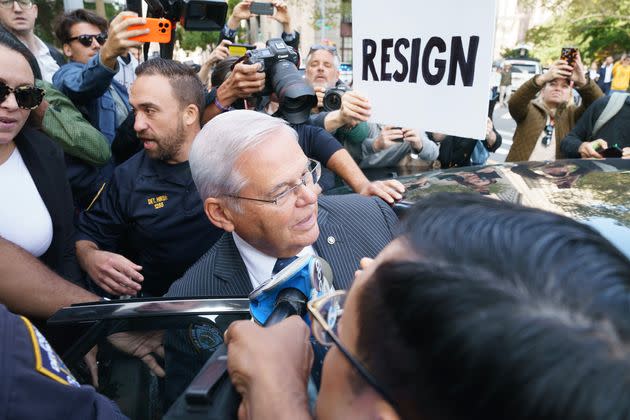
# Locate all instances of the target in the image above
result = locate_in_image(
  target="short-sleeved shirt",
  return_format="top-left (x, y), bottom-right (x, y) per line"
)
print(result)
top-left (0, 304), bottom-right (127, 419)
top-left (76, 151), bottom-right (223, 296)
top-left (291, 123), bottom-right (343, 191)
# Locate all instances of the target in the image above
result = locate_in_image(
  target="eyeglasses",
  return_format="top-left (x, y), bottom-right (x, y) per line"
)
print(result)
top-left (308, 291), bottom-right (398, 409)
top-left (542, 124), bottom-right (553, 147)
top-left (67, 32), bottom-right (107, 47)
top-left (227, 159), bottom-right (321, 206)
top-left (0, 81), bottom-right (45, 109)
top-left (309, 44), bottom-right (338, 55)
top-left (0, 0), bottom-right (34, 9)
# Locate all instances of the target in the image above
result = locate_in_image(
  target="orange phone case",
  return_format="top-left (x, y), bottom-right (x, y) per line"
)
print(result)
top-left (125, 17), bottom-right (172, 43)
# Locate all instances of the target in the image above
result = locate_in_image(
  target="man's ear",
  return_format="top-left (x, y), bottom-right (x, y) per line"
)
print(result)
top-left (62, 43), bottom-right (72, 58)
top-left (183, 104), bottom-right (200, 128)
top-left (204, 197), bottom-right (235, 232)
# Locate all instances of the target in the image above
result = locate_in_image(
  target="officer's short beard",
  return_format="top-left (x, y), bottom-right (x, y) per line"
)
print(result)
top-left (150, 119), bottom-right (185, 162)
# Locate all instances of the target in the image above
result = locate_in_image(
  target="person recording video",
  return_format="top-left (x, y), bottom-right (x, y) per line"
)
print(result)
top-left (224, 193), bottom-right (630, 420)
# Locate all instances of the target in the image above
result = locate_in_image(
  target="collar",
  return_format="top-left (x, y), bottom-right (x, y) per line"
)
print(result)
top-left (139, 154), bottom-right (193, 187)
top-left (31, 36), bottom-right (48, 57)
top-left (232, 232), bottom-right (316, 290)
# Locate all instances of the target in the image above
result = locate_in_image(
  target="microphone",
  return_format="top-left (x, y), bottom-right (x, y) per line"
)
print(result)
top-left (164, 256), bottom-right (333, 420)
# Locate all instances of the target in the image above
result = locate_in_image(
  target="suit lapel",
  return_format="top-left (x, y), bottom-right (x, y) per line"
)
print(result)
top-left (314, 204), bottom-right (362, 290)
top-left (213, 234), bottom-right (253, 296)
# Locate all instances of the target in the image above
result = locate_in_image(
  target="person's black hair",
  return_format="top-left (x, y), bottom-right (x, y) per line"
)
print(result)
top-left (135, 58), bottom-right (205, 124)
top-left (54, 9), bottom-right (108, 44)
top-left (355, 193), bottom-right (630, 419)
top-left (0, 28), bottom-right (42, 80)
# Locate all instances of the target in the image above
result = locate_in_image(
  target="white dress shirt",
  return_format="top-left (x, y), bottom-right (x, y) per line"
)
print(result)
top-left (232, 232), bottom-right (316, 290)
top-left (32, 36), bottom-right (60, 84)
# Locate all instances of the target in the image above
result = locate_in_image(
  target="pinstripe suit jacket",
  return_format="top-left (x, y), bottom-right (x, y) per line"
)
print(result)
top-left (166, 194), bottom-right (399, 298)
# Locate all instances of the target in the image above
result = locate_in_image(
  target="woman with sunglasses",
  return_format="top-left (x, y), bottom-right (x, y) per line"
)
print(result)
top-left (0, 31), bottom-right (80, 283)
top-left (505, 51), bottom-right (602, 162)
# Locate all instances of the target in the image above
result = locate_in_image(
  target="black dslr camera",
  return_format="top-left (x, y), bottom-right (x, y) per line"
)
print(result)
top-left (323, 83), bottom-right (351, 112)
top-left (246, 38), bottom-right (316, 124)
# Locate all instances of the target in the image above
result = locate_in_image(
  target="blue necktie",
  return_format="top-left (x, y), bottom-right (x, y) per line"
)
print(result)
top-left (272, 256), bottom-right (298, 275)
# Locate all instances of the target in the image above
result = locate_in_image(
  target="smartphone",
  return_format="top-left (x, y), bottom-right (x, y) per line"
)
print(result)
top-left (250, 2), bottom-right (275, 15)
top-left (600, 146), bottom-right (623, 158)
top-left (391, 127), bottom-right (404, 142)
top-left (561, 47), bottom-right (578, 66)
top-left (124, 17), bottom-right (172, 44)
top-left (228, 43), bottom-right (256, 57)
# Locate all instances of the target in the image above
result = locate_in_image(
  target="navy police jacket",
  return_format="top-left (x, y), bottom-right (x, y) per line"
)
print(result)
top-left (0, 304), bottom-right (126, 419)
top-left (76, 151), bottom-right (223, 296)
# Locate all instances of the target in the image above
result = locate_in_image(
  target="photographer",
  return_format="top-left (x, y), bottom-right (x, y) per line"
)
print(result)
top-left (225, 194), bottom-right (630, 419)
top-left (219, 0), bottom-right (299, 50)
top-left (207, 54), bottom-right (405, 203)
top-left (506, 51), bottom-right (602, 162)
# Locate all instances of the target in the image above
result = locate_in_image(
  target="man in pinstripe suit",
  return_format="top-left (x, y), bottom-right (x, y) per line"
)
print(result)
top-left (163, 110), bottom-right (398, 403)
top-left (166, 110), bottom-right (399, 298)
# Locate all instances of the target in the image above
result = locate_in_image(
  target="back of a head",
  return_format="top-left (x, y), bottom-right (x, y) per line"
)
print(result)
top-left (356, 193), bottom-right (630, 419)
top-left (210, 56), bottom-right (239, 88)
top-left (0, 28), bottom-right (41, 80)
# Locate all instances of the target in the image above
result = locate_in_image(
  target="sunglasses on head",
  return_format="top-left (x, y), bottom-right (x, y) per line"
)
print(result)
top-left (309, 44), bottom-right (338, 55)
top-left (67, 32), bottom-right (107, 47)
top-left (542, 124), bottom-right (553, 147)
top-left (0, 81), bottom-right (45, 110)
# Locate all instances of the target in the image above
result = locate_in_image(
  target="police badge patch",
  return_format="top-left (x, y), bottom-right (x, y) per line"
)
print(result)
top-left (20, 316), bottom-right (80, 387)
top-left (189, 321), bottom-right (223, 353)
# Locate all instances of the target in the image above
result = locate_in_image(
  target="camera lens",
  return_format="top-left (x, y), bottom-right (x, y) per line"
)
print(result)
top-left (269, 60), bottom-right (317, 124)
top-left (323, 91), bottom-right (343, 112)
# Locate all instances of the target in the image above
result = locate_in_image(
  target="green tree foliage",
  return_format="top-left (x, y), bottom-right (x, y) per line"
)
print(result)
top-left (525, 0), bottom-right (630, 64)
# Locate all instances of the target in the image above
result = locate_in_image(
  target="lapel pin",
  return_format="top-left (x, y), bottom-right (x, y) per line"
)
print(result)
top-left (327, 236), bottom-right (336, 245)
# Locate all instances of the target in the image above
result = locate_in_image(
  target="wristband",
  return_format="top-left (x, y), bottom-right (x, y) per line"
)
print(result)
top-left (214, 97), bottom-right (233, 112)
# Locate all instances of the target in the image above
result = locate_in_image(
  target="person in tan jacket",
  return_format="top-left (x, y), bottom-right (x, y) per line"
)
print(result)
top-left (506, 52), bottom-right (602, 162)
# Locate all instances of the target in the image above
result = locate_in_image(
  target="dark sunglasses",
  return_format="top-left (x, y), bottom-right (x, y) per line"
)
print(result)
top-left (0, 82), bottom-right (45, 110)
top-left (309, 44), bottom-right (338, 55)
top-left (67, 32), bottom-right (107, 47)
top-left (542, 124), bottom-right (553, 147)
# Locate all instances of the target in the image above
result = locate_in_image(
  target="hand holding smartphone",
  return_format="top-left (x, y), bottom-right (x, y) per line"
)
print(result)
top-left (561, 47), bottom-right (578, 67)
top-left (250, 2), bottom-right (275, 15)
top-left (123, 17), bottom-right (172, 43)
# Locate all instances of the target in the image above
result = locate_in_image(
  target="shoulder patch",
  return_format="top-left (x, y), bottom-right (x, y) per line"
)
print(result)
top-left (189, 321), bottom-right (223, 353)
top-left (19, 316), bottom-right (80, 387)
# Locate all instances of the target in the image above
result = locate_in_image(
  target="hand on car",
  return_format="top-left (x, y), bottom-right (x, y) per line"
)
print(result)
top-left (108, 330), bottom-right (165, 378)
top-left (81, 247), bottom-right (143, 296)
top-left (100, 12), bottom-right (147, 70)
top-left (578, 139), bottom-right (607, 159)
top-left (485, 117), bottom-right (497, 145)
top-left (225, 317), bottom-right (312, 418)
top-left (339, 91), bottom-right (371, 126)
top-left (358, 179), bottom-right (405, 204)
top-left (622, 147), bottom-right (630, 159)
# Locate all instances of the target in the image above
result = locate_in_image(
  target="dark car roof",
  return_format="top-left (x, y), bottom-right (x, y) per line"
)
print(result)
top-left (330, 159), bottom-right (630, 258)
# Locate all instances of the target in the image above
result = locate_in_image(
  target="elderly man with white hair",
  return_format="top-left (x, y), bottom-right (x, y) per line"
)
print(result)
top-left (163, 110), bottom-right (398, 401)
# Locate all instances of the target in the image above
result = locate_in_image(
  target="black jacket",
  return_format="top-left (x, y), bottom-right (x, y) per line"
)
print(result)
top-left (14, 128), bottom-right (81, 283)
top-left (46, 43), bottom-right (65, 67)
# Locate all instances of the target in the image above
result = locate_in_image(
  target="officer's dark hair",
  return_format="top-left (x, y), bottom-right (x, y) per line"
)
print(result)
top-left (210, 56), bottom-right (239, 88)
top-left (0, 28), bottom-right (42, 80)
top-left (354, 193), bottom-right (630, 419)
top-left (54, 9), bottom-right (108, 44)
top-left (135, 58), bottom-right (205, 125)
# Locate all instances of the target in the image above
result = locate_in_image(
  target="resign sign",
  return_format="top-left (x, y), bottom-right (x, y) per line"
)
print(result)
top-left (352, 0), bottom-right (497, 139)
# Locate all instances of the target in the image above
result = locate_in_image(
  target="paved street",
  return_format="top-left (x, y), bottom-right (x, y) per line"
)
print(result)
top-left (488, 104), bottom-right (516, 163)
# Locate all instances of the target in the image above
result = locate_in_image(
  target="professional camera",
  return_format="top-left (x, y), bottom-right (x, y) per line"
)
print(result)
top-left (323, 83), bottom-right (351, 112)
top-left (246, 38), bottom-right (316, 124)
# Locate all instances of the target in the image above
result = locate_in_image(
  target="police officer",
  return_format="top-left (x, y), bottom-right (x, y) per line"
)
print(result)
top-left (0, 304), bottom-right (127, 419)
top-left (75, 58), bottom-right (223, 297)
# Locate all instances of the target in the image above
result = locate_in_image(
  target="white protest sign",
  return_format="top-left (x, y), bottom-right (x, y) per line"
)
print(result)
top-left (352, 0), bottom-right (497, 139)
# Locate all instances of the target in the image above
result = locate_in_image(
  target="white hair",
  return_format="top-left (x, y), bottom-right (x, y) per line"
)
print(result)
top-left (190, 110), bottom-right (299, 204)
top-left (305, 48), bottom-right (341, 71)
